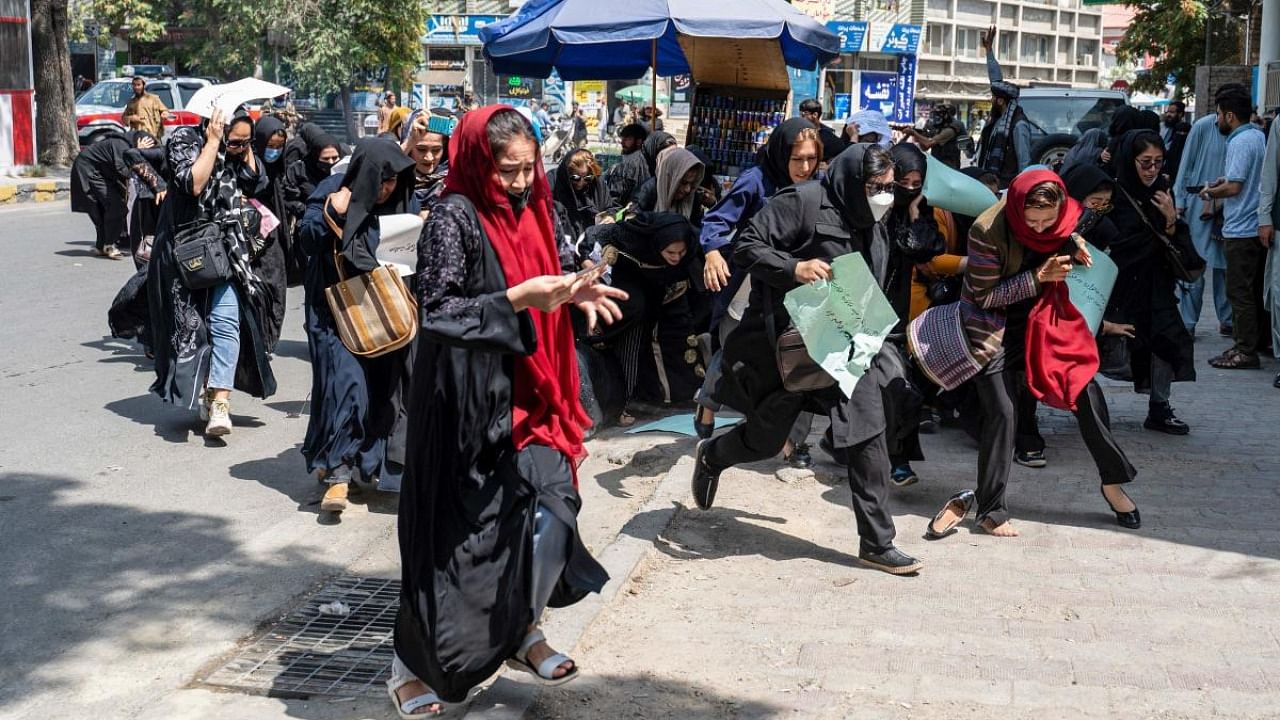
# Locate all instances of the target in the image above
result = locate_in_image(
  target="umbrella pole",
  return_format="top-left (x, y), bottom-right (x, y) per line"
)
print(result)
top-left (651, 39), bottom-right (658, 127)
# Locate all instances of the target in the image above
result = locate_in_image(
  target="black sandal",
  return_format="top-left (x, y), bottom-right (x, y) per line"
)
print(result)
top-left (925, 490), bottom-right (975, 539)
top-left (1209, 349), bottom-right (1261, 369)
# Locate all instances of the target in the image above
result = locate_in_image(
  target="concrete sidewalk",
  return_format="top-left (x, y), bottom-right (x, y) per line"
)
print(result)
top-left (0, 170), bottom-right (71, 204)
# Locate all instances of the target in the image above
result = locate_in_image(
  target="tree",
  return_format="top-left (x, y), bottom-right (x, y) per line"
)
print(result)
top-left (283, 0), bottom-right (426, 139)
top-left (1117, 0), bottom-right (1242, 94)
top-left (31, 0), bottom-right (79, 166)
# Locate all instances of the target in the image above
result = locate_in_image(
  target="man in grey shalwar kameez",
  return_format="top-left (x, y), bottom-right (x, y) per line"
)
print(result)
top-left (1174, 113), bottom-right (1232, 334)
top-left (1259, 114), bottom-right (1279, 388)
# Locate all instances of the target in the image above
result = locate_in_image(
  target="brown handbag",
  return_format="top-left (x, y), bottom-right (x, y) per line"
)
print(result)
top-left (321, 199), bottom-right (418, 357)
top-left (763, 285), bottom-right (836, 393)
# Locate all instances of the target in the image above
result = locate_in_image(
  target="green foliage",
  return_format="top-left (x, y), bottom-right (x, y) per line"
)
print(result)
top-left (68, 0), bottom-right (167, 43)
top-left (282, 0), bottom-right (426, 95)
top-left (1116, 0), bottom-right (1242, 94)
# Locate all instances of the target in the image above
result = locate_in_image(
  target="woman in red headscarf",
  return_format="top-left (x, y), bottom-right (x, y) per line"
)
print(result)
top-left (391, 107), bottom-right (627, 715)
top-left (909, 169), bottom-right (1140, 539)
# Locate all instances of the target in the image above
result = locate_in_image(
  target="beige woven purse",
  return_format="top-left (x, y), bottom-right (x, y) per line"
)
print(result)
top-left (321, 199), bottom-right (418, 357)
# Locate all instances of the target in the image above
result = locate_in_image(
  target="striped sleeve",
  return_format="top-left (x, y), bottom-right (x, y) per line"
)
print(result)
top-left (965, 230), bottom-right (1039, 310)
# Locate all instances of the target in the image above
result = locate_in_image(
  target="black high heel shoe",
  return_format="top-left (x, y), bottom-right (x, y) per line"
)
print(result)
top-left (1101, 485), bottom-right (1141, 529)
top-left (693, 406), bottom-right (715, 440)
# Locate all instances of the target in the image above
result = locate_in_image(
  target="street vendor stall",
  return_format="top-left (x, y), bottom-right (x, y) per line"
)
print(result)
top-left (480, 0), bottom-right (839, 182)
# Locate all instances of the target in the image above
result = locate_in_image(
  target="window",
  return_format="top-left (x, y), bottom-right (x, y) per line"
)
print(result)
top-left (178, 83), bottom-right (204, 107)
top-left (147, 84), bottom-right (174, 109)
top-left (955, 27), bottom-right (983, 59)
top-left (76, 81), bottom-right (133, 108)
top-left (1019, 94), bottom-right (1124, 135)
top-left (1000, 4), bottom-right (1017, 21)
top-left (925, 24), bottom-right (949, 54)
top-left (927, 0), bottom-right (951, 11)
top-left (1020, 34), bottom-right (1053, 64)
top-left (1078, 14), bottom-right (1099, 32)
top-left (998, 31), bottom-right (1017, 62)
top-left (1023, 7), bottom-right (1053, 23)
top-left (957, 0), bottom-right (994, 20)
top-left (1076, 39), bottom-right (1098, 65)
top-left (1060, 12), bottom-right (1075, 30)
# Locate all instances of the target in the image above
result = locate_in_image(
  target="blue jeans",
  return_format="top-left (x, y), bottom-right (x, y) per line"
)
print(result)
top-left (207, 282), bottom-right (241, 391)
top-left (1177, 268), bottom-right (1232, 332)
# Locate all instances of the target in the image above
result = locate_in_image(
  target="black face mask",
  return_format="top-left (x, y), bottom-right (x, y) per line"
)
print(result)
top-left (893, 185), bottom-right (921, 209)
top-left (508, 188), bottom-right (531, 212)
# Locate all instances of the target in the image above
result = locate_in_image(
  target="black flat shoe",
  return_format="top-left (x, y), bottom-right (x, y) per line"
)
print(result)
top-left (693, 407), bottom-right (715, 440)
top-left (925, 489), bottom-right (976, 539)
top-left (1015, 449), bottom-right (1047, 468)
top-left (691, 439), bottom-right (722, 510)
top-left (784, 443), bottom-right (814, 469)
top-left (857, 545), bottom-right (923, 575)
top-left (1101, 485), bottom-right (1141, 529)
top-left (1144, 404), bottom-right (1190, 435)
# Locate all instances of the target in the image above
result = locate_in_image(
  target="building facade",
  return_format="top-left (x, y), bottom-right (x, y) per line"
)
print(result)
top-left (916, 0), bottom-right (1104, 126)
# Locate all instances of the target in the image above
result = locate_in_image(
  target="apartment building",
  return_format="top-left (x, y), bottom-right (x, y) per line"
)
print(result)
top-left (917, 0), bottom-right (1105, 125)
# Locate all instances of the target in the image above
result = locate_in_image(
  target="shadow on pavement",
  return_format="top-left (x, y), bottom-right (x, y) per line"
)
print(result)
top-left (229, 444), bottom-right (398, 522)
top-left (0, 472), bottom-right (342, 716)
top-left (82, 336), bottom-right (152, 372)
top-left (523, 671), bottom-right (786, 719)
top-left (636, 505), bottom-right (862, 569)
top-left (104, 393), bottom-right (198, 443)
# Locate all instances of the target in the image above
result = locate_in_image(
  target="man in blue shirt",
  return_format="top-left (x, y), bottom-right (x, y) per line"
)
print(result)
top-left (1203, 88), bottom-right (1268, 369)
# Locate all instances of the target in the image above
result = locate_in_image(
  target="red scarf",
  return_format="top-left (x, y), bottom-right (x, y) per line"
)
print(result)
top-left (443, 106), bottom-right (590, 477)
top-left (1004, 170), bottom-right (1098, 411)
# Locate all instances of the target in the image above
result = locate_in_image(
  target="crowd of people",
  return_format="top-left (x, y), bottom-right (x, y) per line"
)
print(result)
top-left (77, 42), bottom-right (1279, 712)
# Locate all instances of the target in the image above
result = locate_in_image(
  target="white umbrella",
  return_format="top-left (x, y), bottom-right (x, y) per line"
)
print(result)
top-left (185, 78), bottom-right (291, 120)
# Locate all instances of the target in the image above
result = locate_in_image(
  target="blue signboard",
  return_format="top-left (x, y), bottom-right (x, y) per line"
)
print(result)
top-left (894, 54), bottom-right (918, 124)
top-left (859, 71), bottom-right (898, 118)
top-left (790, 68), bottom-right (820, 114)
top-left (424, 15), bottom-right (504, 46)
top-left (879, 24), bottom-right (923, 55)
top-left (825, 21), bottom-right (869, 54)
top-left (833, 93), bottom-right (853, 121)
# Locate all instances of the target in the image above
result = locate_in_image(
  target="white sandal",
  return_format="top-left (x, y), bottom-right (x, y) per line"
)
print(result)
top-left (386, 677), bottom-right (443, 718)
top-left (505, 628), bottom-right (579, 686)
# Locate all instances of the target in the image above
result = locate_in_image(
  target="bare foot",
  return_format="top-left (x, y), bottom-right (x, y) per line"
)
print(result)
top-left (525, 637), bottom-right (575, 679)
top-left (1102, 484), bottom-right (1136, 513)
top-left (977, 517), bottom-right (1019, 537)
top-left (394, 679), bottom-right (442, 715)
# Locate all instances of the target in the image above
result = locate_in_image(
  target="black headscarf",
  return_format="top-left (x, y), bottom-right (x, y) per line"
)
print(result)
top-left (1136, 110), bottom-right (1161, 133)
top-left (822, 143), bottom-right (877, 230)
top-left (551, 150), bottom-right (610, 235)
top-left (641, 132), bottom-right (677, 174)
top-left (337, 137), bottom-right (415, 271)
top-left (757, 118), bottom-right (818, 190)
top-left (305, 132), bottom-right (345, 183)
top-left (1060, 162), bottom-right (1113, 202)
top-left (889, 143), bottom-right (927, 209)
top-left (1113, 129), bottom-right (1167, 203)
top-left (253, 116), bottom-right (287, 178)
top-left (591, 210), bottom-right (694, 282)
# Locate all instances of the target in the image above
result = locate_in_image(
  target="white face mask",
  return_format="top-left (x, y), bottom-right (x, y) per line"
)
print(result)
top-left (868, 191), bottom-right (894, 222)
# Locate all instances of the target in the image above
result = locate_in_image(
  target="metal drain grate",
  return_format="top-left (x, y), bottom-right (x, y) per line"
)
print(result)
top-left (202, 575), bottom-right (400, 698)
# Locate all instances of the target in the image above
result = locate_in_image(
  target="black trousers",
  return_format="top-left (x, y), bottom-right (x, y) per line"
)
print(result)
top-left (86, 189), bottom-right (127, 251)
top-left (1224, 237), bottom-right (1266, 356)
top-left (974, 367), bottom-right (1135, 526)
top-left (704, 388), bottom-right (896, 552)
top-left (1014, 369), bottom-right (1046, 454)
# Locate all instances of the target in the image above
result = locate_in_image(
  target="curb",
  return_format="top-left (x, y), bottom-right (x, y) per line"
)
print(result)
top-left (0, 179), bottom-right (72, 204)
top-left (459, 453), bottom-right (696, 720)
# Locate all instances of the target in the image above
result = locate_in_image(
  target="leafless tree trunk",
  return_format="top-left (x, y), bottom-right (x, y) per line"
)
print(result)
top-left (30, 0), bottom-right (78, 167)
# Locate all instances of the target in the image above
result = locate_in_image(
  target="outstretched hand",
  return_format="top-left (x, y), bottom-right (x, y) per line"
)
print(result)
top-left (573, 282), bottom-right (629, 333)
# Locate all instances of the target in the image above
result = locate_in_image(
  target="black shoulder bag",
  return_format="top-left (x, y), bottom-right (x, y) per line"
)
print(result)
top-left (1116, 186), bottom-right (1205, 283)
top-left (173, 218), bottom-right (234, 290)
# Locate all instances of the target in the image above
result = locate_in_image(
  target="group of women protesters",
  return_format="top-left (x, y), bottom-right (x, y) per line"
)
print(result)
top-left (100, 95), bottom-right (1203, 715)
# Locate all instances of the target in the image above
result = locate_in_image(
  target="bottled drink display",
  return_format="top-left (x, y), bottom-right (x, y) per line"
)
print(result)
top-left (688, 92), bottom-right (787, 177)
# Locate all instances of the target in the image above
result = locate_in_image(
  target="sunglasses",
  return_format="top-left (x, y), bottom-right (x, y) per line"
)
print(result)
top-left (865, 181), bottom-right (896, 194)
top-left (1135, 157), bottom-right (1163, 170)
top-left (225, 138), bottom-right (251, 149)
top-left (570, 174), bottom-right (597, 183)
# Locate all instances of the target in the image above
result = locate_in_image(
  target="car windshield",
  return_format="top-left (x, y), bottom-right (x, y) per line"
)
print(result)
top-left (148, 84), bottom-right (174, 109)
top-left (76, 82), bottom-right (133, 108)
top-left (1020, 96), bottom-right (1127, 136)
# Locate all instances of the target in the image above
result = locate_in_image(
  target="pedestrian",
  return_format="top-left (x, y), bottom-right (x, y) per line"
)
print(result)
top-left (910, 170), bottom-right (1139, 538)
top-left (147, 108), bottom-right (277, 437)
top-left (285, 132), bottom-right (345, 222)
top-left (605, 130), bottom-right (675, 211)
top-left (382, 106), bottom-right (411, 142)
top-left (71, 128), bottom-right (146, 260)
top-left (842, 109), bottom-right (892, 148)
top-left (798, 98), bottom-right (848, 164)
top-left (1204, 88), bottom-right (1269, 370)
top-left (976, 26), bottom-right (1031, 186)
top-left (694, 119), bottom-right (823, 460)
top-left (249, 116), bottom-right (297, 348)
top-left (690, 143), bottom-right (925, 575)
top-left (1107, 130), bottom-right (1197, 433)
top-left (597, 103), bottom-right (609, 143)
top-left (1260, 108), bottom-right (1279, 388)
top-left (570, 102), bottom-right (588, 148)
top-left (1162, 100), bottom-right (1192, 176)
top-left (392, 106), bottom-right (626, 712)
top-left (907, 103), bottom-right (968, 170)
top-left (1173, 103), bottom-right (1232, 335)
top-left (616, 123), bottom-right (648, 156)
top-left (1060, 106), bottom-right (1141, 177)
top-left (122, 131), bottom-right (167, 266)
top-left (297, 138), bottom-right (416, 513)
top-left (550, 148), bottom-right (609, 242)
top-left (121, 76), bottom-right (169, 139)
top-left (377, 91), bottom-right (398, 135)
top-left (612, 102), bottom-right (628, 136)
top-left (535, 101), bottom-right (552, 131)
top-left (401, 112), bottom-right (452, 217)
top-left (632, 146), bottom-right (705, 223)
